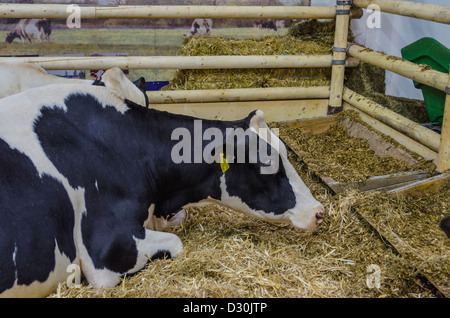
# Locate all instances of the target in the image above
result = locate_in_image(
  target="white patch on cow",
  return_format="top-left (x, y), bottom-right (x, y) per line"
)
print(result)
top-left (130, 231), bottom-right (183, 274)
top-left (0, 62), bottom-right (91, 99)
top-left (0, 63), bottom-right (147, 108)
top-left (80, 230), bottom-right (183, 289)
top-left (81, 264), bottom-right (121, 289)
top-left (94, 179), bottom-right (99, 192)
top-left (0, 241), bottom-right (73, 298)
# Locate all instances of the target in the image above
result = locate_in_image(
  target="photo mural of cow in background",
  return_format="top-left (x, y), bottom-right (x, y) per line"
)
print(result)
top-left (253, 19), bottom-right (277, 31)
top-left (5, 19), bottom-right (52, 43)
top-left (184, 19), bottom-right (212, 37)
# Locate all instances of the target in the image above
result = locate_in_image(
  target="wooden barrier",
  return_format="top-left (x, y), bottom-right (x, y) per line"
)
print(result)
top-left (347, 43), bottom-right (448, 93)
top-left (353, 0), bottom-right (450, 24)
top-left (147, 86), bottom-right (330, 104)
top-left (343, 87), bottom-right (441, 153)
top-left (437, 74), bottom-right (450, 172)
top-left (343, 102), bottom-right (438, 163)
top-left (328, 1), bottom-right (351, 112)
top-left (0, 4), bottom-right (337, 19)
top-left (0, 55), bottom-right (360, 70)
top-left (150, 99), bottom-right (329, 122)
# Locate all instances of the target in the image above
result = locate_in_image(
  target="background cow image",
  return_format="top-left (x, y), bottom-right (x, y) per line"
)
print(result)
top-left (253, 19), bottom-right (277, 31)
top-left (184, 19), bottom-right (212, 37)
top-left (0, 84), bottom-right (324, 297)
top-left (5, 19), bottom-right (52, 43)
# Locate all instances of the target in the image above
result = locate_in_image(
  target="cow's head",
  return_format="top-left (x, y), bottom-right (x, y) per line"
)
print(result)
top-left (213, 110), bottom-right (325, 230)
top-left (5, 32), bottom-right (18, 43)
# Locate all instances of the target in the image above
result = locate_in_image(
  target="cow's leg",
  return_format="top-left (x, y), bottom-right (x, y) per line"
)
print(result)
top-left (80, 229), bottom-right (183, 289)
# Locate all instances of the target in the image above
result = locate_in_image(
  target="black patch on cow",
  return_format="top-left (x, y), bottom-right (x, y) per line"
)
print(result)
top-left (5, 31), bottom-right (19, 43)
top-left (37, 19), bottom-right (52, 36)
top-left (0, 138), bottom-right (76, 293)
top-left (150, 250), bottom-right (172, 261)
top-left (92, 79), bottom-right (106, 87)
top-left (132, 77), bottom-right (149, 107)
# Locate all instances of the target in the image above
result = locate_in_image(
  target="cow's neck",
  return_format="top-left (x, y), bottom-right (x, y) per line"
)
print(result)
top-left (131, 106), bottom-right (251, 216)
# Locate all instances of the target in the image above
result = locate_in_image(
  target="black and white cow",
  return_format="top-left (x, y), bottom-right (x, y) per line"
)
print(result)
top-left (184, 19), bottom-right (212, 38)
top-left (5, 19), bottom-right (52, 43)
top-left (0, 84), bottom-right (324, 297)
top-left (0, 63), bottom-right (148, 107)
top-left (253, 19), bottom-right (277, 31)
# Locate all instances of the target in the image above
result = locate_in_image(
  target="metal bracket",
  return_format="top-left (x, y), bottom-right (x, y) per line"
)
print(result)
top-left (345, 43), bottom-right (356, 56)
top-left (328, 106), bottom-right (343, 115)
top-left (333, 46), bottom-right (347, 53)
top-left (332, 59), bottom-right (346, 65)
top-left (336, 9), bottom-right (351, 15)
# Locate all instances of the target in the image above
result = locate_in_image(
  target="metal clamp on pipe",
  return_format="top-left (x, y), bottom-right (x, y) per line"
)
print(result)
top-left (344, 43), bottom-right (356, 56)
top-left (333, 46), bottom-right (347, 53)
top-left (336, 9), bottom-right (351, 15)
top-left (332, 59), bottom-right (346, 65)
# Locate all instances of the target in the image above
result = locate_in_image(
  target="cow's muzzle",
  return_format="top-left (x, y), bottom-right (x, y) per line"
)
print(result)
top-left (315, 210), bottom-right (325, 225)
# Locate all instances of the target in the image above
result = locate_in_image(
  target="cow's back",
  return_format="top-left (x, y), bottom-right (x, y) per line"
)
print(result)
top-left (0, 63), bottom-right (89, 99)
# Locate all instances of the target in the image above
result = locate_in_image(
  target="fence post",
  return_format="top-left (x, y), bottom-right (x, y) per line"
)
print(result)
top-left (328, 0), bottom-right (351, 114)
top-left (437, 70), bottom-right (450, 173)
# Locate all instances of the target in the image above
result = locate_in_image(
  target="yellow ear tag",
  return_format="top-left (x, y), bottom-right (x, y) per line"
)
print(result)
top-left (219, 153), bottom-right (230, 173)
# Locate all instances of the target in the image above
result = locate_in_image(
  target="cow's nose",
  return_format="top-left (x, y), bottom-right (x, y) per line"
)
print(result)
top-left (315, 211), bottom-right (324, 224)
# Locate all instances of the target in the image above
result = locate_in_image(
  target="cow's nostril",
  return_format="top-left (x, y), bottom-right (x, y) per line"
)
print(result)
top-left (316, 211), bottom-right (324, 223)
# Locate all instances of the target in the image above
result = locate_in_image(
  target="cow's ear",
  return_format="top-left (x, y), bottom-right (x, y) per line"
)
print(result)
top-left (133, 77), bottom-right (147, 93)
top-left (124, 99), bottom-right (143, 110)
top-left (249, 110), bottom-right (266, 132)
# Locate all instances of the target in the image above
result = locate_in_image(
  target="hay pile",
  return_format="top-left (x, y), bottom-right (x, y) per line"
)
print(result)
top-left (164, 20), bottom-right (338, 91)
top-left (273, 111), bottom-right (436, 185)
top-left (50, 151), bottom-right (439, 298)
top-left (351, 181), bottom-right (450, 295)
top-left (165, 35), bottom-right (331, 90)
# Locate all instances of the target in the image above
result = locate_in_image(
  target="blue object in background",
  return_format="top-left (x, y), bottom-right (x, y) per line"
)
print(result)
top-left (146, 81), bottom-right (170, 91)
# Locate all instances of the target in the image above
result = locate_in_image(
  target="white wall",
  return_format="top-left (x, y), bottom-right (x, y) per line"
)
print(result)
top-left (312, 0), bottom-right (450, 99)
